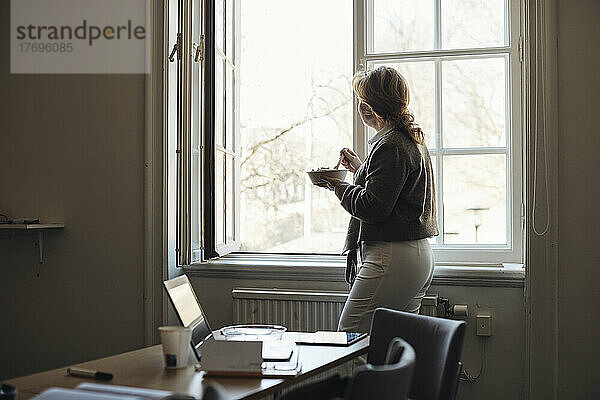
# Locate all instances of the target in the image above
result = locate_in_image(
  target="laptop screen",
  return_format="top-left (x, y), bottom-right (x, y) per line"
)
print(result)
top-left (163, 275), bottom-right (212, 350)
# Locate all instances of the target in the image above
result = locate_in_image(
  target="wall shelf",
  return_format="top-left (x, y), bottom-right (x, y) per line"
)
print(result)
top-left (0, 223), bottom-right (64, 263)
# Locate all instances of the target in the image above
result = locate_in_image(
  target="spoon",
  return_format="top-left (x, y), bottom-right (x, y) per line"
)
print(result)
top-left (334, 154), bottom-right (344, 170)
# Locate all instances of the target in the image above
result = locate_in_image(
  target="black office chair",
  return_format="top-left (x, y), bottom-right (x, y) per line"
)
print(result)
top-left (201, 382), bottom-right (229, 400)
top-left (344, 337), bottom-right (415, 400)
top-left (278, 338), bottom-right (416, 400)
top-left (369, 307), bottom-right (466, 400)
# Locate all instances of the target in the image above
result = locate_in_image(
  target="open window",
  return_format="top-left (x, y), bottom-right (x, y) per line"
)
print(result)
top-left (175, 0), bottom-right (524, 266)
top-left (203, 0), bottom-right (241, 259)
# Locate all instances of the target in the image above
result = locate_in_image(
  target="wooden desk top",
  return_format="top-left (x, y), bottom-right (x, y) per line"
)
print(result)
top-left (7, 338), bottom-right (369, 400)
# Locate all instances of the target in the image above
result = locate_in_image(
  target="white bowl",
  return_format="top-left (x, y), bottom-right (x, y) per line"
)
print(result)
top-left (306, 169), bottom-right (348, 185)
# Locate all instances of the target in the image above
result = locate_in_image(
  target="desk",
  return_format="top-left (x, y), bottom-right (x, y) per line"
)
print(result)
top-left (7, 338), bottom-right (369, 399)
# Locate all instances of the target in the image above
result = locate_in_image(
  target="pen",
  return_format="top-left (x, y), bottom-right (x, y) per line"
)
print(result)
top-left (66, 367), bottom-right (113, 381)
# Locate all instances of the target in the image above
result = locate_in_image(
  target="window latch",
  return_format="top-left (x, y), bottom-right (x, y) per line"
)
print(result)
top-left (168, 33), bottom-right (182, 62)
top-left (518, 36), bottom-right (524, 62)
top-left (194, 35), bottom-right (205, 63)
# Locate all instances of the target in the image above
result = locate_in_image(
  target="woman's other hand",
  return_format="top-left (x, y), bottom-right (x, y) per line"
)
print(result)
top-left (340, 148), bottom-right (362, 173)
top-left (318, 176), bottom-right (343, 191)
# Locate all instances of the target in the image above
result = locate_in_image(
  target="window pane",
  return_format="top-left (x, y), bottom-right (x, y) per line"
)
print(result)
top-left (225, 64), bottom-right (234, 150)
top-left (369, 0), bottom-right (434, 53)
top-left (215, 0), bottom-right (224, 52)
top-left (226, 0), bottom-right (234, 59)
top-left (215, 151), bottom-right (225, 246)
top-left (443, 154), bottom-right (506, 244)
top-left (442, 0), bottom-right (506, 49)
top-left (240, 0), bottom-right (352, 253)
top-left (428, 154), bottom-right (437, 245)
top-left (370, 60), bottom-right (436, 148)
top-left (442, 57), bottom-right (506, 148)
top-left (191, 151), bottom-right (201, 250)
top-left (191, 36), bottom-right (202, 252)
top-left (168, 0), bottom-right (180, 263)
top-left (226, 155), bottom-right (234, 243)
top-left (215, 57), bottom-right (225, 147)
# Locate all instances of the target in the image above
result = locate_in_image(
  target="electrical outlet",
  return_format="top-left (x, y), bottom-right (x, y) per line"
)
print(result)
top-left (476, 314), bottom-right (492, 336)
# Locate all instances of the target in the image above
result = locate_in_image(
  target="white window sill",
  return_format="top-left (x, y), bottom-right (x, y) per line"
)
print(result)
top-left (182, 254), bottom-right (525, 288)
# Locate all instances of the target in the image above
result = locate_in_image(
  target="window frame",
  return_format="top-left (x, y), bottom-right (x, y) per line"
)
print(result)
top-left (180, 0), bottom-right (241, 263)
top-left (207, 0), bottom-right (241, 258)
top-left (352, 0), bottom-right (523, 264)
top-left (178, 0), bottom-right (525, 267)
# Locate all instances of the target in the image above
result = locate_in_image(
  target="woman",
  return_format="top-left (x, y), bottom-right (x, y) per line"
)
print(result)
top-left (321, 66), bottom-right (439, 333)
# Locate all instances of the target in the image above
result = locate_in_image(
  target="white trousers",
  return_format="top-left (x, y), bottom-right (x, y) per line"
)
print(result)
top-left (337, 239), bottom-right (435, 333)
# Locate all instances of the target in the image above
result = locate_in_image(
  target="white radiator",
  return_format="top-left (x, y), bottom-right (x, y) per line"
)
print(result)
top-left (232, 288), bottom-right (347, 332)
top-left (232, 288), bottom-right (440, 331)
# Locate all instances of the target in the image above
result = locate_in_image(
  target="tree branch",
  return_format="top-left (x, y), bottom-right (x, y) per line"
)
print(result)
top-left (240, 99), bottom-right (350, 167)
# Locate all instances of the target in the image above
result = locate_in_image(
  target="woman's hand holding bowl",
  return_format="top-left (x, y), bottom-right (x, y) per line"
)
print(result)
top-left (318, 175), bottom-right (343, 191)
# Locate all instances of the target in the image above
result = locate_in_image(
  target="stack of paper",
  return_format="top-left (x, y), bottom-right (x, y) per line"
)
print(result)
top-left (33, 383), bottom-right (194, 399)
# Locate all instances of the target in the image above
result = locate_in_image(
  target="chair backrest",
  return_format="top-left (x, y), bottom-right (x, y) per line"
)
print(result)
top-left (201, 382), bottom-right (229, 400)
top-left (368, 308), bottom-right (466, 400)
top-left (345, 338), bottom-right (416, 400)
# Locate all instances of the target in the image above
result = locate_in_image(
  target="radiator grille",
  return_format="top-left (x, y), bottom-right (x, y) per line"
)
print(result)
top-left (232, 288), bottom-right (439, 332)
top-left (232, 288), bottom-right (347, 332)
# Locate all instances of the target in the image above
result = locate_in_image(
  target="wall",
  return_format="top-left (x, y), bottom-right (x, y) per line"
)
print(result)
top-left (0, 1), bottom-right (146, 379)
top-left (557, 0), bottom-right (600, 397)
top-left (187, 274), bottom-right (525, 400)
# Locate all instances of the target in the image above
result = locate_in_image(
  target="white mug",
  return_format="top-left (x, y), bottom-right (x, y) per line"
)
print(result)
top-left (158, 326), bottom-right (192, 369)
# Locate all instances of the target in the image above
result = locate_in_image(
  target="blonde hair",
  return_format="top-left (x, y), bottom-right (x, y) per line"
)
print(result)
top-left (352, 66), bottom-right (425, 145)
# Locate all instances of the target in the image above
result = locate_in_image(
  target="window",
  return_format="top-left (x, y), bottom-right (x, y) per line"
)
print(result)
top-left (173, 0), bottom-right (523, 265)
top-left (207, 0), bottom-right (240, 258)
top-left (174, 0), bottom-right (241, 263)
top-left (357, 0), bottom-right (523, 263)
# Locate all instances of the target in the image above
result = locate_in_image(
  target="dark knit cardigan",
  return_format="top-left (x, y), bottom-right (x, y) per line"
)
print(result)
top-left (334, 128), bottom-right (439, 255)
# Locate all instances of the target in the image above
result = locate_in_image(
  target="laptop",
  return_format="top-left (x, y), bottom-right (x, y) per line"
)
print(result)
top-left (163, 275), bottom-right (213, 361)
top-left (286, 331), bottom-right (368, 346)
top-left (163, 275), bottom-right (294, 362)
